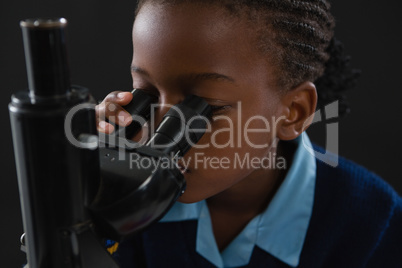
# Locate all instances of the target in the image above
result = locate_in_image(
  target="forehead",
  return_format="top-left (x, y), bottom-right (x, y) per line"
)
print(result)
top-left (134, 3), bottom-right (239, 42)
top-left (133, 3), bottom-right (261, 72)
top-left (132, 2), bottom-right (280, 95)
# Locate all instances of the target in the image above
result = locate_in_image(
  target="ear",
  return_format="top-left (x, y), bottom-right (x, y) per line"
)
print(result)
top-left (276, 81), bottom-right (317, 141)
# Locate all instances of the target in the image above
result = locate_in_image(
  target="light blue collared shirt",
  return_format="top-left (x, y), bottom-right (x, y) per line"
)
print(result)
top-left (160, 133), bottom-right (316, 267)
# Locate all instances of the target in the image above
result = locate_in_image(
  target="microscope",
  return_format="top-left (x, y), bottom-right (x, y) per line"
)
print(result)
top-left (9, 18), bottom-right (211, 268)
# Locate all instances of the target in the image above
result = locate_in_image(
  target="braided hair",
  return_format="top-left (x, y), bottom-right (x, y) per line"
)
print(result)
top-left (135, 0), bottom-right (359, 116)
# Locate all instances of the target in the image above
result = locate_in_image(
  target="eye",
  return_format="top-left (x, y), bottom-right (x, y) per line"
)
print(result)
top-left (210, 105), bottom-right (231, 114)
top-left (134, 88), bottom-right (159, 98)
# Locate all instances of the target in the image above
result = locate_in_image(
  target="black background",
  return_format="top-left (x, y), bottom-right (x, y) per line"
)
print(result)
top-left (1, 1), bottom-right (401, 266)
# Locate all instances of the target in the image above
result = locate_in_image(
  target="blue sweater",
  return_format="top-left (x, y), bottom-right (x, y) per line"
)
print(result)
top-left (114, 150), bottom-right (402, 267)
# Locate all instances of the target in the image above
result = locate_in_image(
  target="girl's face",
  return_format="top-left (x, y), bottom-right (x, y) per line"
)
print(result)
top-left (133, 2), bottom-right (285, 203)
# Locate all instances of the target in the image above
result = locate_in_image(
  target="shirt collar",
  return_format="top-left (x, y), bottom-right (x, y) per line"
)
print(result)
top-left (160, 133), bottom-right (316, 267)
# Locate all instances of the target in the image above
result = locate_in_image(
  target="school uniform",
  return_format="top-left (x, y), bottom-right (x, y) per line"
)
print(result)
top-left (112, 133), bottom-right (402, 268)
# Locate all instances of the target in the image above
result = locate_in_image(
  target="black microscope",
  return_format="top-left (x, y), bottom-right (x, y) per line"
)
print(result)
top-left (9, 18), bottom-right (211, 268)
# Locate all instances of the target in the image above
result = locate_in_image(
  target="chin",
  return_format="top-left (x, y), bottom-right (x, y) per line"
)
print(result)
top-left (177, 195), bottom-right (198, 204)
top-left (176, 190), bottom-right (206, 204)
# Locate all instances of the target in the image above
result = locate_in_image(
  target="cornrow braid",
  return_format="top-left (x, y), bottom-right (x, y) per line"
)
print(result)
top-left (272, 21), bottom-right (328, 45)
top-left (136, 0), bottom-right (359, 115)
top-left (265, 0), bottom-right (333, 26)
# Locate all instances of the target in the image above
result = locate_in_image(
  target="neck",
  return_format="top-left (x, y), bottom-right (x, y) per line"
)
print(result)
top-left (206, 164), bottom-right (284, 217)
top-left (206, 141), bottom-right (294, 251)
top-left (207, 141), bottom-right (291, 215)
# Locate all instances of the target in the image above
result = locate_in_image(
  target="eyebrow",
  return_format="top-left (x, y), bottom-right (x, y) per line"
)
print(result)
top-left (131, 65), bottom-right (235, 83)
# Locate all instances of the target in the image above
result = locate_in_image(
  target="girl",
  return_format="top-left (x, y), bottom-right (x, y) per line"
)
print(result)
top-left (97, 0), bottom-right (402, 267)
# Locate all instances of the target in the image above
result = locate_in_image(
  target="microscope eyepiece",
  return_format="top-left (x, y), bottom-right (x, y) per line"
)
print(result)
top-left (20, 18), bottom-right (70, 98)
top-left (146, 95), bottom-right (212, 156)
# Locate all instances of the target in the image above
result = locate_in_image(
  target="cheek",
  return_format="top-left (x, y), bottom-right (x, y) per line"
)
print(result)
top-left (241, 116), bottom-right (276, 151)
top-left (208, 109), bottom-right (276, 153)
top-left (178, 113), bottom-right (277, 203)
